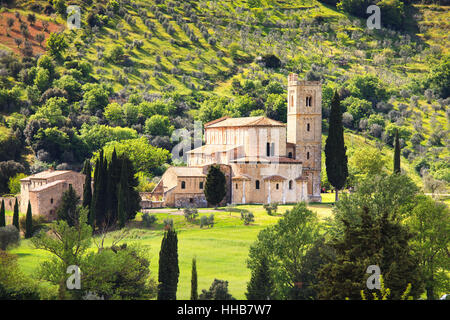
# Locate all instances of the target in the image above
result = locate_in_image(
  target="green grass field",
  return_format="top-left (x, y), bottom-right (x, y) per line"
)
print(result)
top-left (9, 202), bottom-right (334, 300)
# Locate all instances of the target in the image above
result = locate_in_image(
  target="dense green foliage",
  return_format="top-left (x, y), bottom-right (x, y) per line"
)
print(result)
top-left (0, 251), bottom-right (40, 300)
top-left (199, 279), bottom-right (236, 300)
top-left (317, 173), bottom-right (424, 299)
top-left (406, 195), bottom-right (450, 299)
top-left (247, 203), bottom-right (321, 299)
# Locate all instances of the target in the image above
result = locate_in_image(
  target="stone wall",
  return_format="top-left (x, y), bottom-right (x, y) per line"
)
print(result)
top-left (174, 193), bottom-right (207, 208)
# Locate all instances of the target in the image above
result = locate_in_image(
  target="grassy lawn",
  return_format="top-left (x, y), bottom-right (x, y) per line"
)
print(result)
top-left (9, 202), bottom-right (333, 300)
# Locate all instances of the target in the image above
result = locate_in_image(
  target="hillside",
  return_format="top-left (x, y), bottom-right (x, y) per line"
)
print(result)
top-left (0, 0), bottom-right (448, 195)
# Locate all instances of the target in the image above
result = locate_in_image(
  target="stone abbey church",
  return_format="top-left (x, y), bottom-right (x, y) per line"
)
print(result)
top-left (151, 73), bottom-right (322, 207)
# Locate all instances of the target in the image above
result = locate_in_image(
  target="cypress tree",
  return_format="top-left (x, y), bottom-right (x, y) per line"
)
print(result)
top-left (25, 201), bottom-right (32, 239)
top-left (191, 257), bottom-right (198, 300)
top-left (0, 199), bottom-right (5, 227)
top-left (89, 157), bottom-right (100, 228)
top-left (106, 149), bottom-right (120, 224)
top-left (94, 151), bottom-right (108, 227)
top-left (394, 129), bottom-right (401, 174)
top-left (158, 229), bottom-right (179, 300)
top-left (117, 157), bottom-right (129, 228)
top-left (246, 255), bottom-right (274, 300)
top-left (12, 198), bottom-right (19, 230)
top-left (324, 91), bottom-right (348, 201)
top-left (119, 154), bottom-right (141, 221)
top-left (204, 165), bottom-right (227, 207)
top-left (117, 184), bottom-right (125, 229)
top-left (82, 160), bottom-right (92, 209)
top-left (56, 185), bottom-right (80, 226)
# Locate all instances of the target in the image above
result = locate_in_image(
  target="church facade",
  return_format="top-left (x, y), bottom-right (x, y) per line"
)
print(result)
top-left (151, 73), bottom-right (322, 206)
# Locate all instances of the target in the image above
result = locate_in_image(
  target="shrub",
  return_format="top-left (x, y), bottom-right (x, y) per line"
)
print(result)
top-left (263, 203), bottom-right (278, 216)
top-left (241, 211), bottom-right (254, 225)
top-left (200, 215), bottom-right (207, 227)
top-left (0, 225), bottom-right (20, 250)
top-left (200, 214), bottom-right (214, 228)
top-left (199, 279), bottom-right (235, 300)
top-left (183, 207), bottom-right (198, 222)
top-left (142, 213), bottom-right (157, 227)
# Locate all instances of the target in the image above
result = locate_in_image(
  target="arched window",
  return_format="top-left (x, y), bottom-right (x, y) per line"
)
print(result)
top-left (266, 143), bottom-right (270, 157)
top-left (307, 152), bottom-right (310, 160)
top-left (181, 181), bottom-right (186, 189)
top-left (236, 183), bottom-right (238, 189)
top-left (199, 182), bottom-right (204, 189)
top-left (276, 183), bottom-right (279, 190)
top-left (255, 180), bottom-right (260, 190)
top-left (307, 123), bottom-right (310, 132)
top-left (289, 180), bottom-right (293, 190)
top-left (50, 198), bottom-right (53, 204)
top-left (288, 152), bottom-right (293, 158)
top-left (271, 143), bottom-right (275, 156)
top-left (306, 96), bottom-right (312, 107)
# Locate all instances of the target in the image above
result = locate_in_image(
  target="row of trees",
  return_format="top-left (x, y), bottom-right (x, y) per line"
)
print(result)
top-left (55, 149), bottom-right (141, 231)
top-left (0, 199), bottom-right (33, 248)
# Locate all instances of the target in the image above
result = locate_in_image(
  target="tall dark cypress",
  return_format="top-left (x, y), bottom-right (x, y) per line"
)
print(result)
top-left (25, 201), bottom-right (32, 239)
top-left (191, 257), bottom-right (198, 300)
top-left (158, 229), bottom-right (179, 300)
top-left (94, 151), bottom-right (108, 227)
top-left (106, 149), bottom-right (120, 224)
top-left (89, 157), bottom-right (100, 228)
top-left (12, 198), bottom-right (19, 230)
top-left (82, 160), bottom-right (92, 209)
top-left (119, 154), bottom-right (141, 221)
top-left (324, 91), bottom-right (348, 201)
top-left (394, 129), bottom-right (401, 174)
top-left (117, 157), bottom-right (128, 229)
top-left (0, 199), bottom-right (5, 227)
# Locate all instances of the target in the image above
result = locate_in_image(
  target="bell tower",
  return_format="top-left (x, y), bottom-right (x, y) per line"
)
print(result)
top-left (287, 73), bottom-right (322, 202)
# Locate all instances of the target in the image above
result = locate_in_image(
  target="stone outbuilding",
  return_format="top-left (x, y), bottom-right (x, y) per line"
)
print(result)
top-left (20, 169), bottom-right (85, 218)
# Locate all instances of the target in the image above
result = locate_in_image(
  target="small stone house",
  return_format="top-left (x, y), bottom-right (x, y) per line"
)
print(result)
top-left (20, 169), bottom-right (85, 218)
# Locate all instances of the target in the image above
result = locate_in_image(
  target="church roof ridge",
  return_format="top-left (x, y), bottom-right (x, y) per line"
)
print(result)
top-left (204, 116), bottom-right (285, 128)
